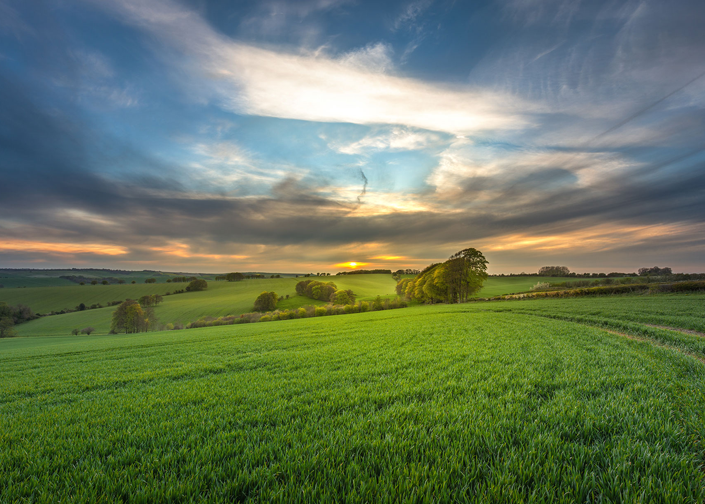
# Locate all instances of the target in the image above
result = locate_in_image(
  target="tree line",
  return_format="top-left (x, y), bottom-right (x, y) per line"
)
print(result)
top-left (295, 280), bottom-right (356, 304)
top-left (0, 302), bottom-right (36, 338)
top-left (396, 248), bottom-right (489, 304)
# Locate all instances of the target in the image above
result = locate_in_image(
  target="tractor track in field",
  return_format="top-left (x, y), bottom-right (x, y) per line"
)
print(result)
top-left (478, 309), bottom-right (705, 365)
top-left (643, 324), bottom-right (705, 338)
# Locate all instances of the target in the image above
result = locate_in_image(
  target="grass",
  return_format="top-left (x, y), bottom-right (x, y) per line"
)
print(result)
top-left (1, 298), bottom-right (704, 502)
top-left (472, 276), bottom-right (576, 297)
top-left (9, 275), bottom-right (399, 336)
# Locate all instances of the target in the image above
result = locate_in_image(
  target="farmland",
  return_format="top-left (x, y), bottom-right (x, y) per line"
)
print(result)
top-left (1, 294), bottom-right (704, 502)
top-left (1, 273), bottom-right (570, 337)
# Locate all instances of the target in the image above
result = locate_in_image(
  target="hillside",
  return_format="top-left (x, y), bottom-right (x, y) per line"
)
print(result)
top-left (2, 295), bottom-right (704, 501)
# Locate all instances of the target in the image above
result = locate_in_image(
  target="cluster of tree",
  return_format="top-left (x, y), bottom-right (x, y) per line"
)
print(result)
top-left (61, 275), bottom-right (127, 285)
top-left (396, 248), bottom-right (488, 304)
top-left (110, 299), bottom-right (158, 334)
top-left (254, 291), bottom-right (279, 312)
top-left (0, 302), bottom-right (36, 337)
top-left (139, 294), bottom-right (164, 307)
top-left (392, 269), bottom-right (421, 281)
top-left (298, 273), bottom-right (332, 278)
top-left (185, 279), bottom-right (208, 292)
top-left (295, 280), bottom-right (356, 304)
top-left (216, 273), bottom-right (274, 280)
top-left (638, 266), bottom-right (672, 276)
top-left (335, 269), bottom-right (391, 276)
top-left (169, 276), bottom-right (198, 283)
top-left (538, 266), bottom-right (571, 276)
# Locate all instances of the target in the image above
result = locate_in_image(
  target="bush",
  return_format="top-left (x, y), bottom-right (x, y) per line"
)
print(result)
top-left (259, 315), bottom-right (272, 322)
top-left (344, 304), bottom-right (353, 314)
top-left (102, 280), bottom-right (109, 285)
top-left (530, 282), bottom-right (551, 291)
top-left (297, 307), bottom-right (307, 318)
top-left (254, 291), bottom-right (278, 312)
top-left (165, 323), bottom-right (174, 330)
top-left (315, 306), bottom-right (328, 317)
top-left (145, 278), bottom-right (156, 284)
top-left (186, 279), bottom-right (208, 292)
top-left (71, 328), bottom-right (80, 335)
top-left (372, 296), bottom-right (384, 311)
top-left (81, 327), bottom-right (95, 335)
top-left (359, 301), bottom-right (369, 312)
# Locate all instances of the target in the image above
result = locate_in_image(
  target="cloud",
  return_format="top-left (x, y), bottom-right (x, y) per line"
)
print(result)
top-left (86, 0), bottom-right (532, 135)
top-left (328, 127), bottom-right (447, 155)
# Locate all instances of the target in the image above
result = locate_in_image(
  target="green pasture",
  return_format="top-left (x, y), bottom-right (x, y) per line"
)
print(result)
top-left (2, 297), bottom-right (704, 502)
top-left (10, 275), bottom-right (398, 336)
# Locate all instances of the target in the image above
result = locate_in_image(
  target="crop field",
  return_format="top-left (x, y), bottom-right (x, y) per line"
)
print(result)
top-left (7, 275), bottom-right (399, 336)
top-left (4, 275), bottom-right (568, 337)
top-left (1, 294), bottom-right (704, 502)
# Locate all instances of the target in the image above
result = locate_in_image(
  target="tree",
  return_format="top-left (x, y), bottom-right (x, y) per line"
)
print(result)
top-left (538, 266), bottom-right (570, 277)
top-left (145, 278), bottom-right (156, 284)
top-left (111, 299), bottom-right (148, 334)
top-left (0, 303), bottom-right (15, 338)
top-left (254, 291), bottom-right (278, 312)
top-left (638, 266), bottom-right (672, 276)
top-left (118, 279), bottom-right (125, 284)
top-left (78, 303), bottom-right (86, 311)
top-left (186, 279), bottom-right (208, 292)
top-left (71, 328), bottom-right (80, 335)
top-left (91, 280), bottom-right (98, 285)
top-left (405, 248), bottom-right (488, 304)
top-left (331, 290), bottom-right (352, 305)
top-left (226, 272), bottom-right (245, 282)
top-left (81, 327), bottom-right (95, 335)
top-left (102, 280), bottom-right (109, 285)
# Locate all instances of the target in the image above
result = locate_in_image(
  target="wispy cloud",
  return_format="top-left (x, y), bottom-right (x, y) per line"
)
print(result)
top-left (86, 0), bottom-right (532, 135)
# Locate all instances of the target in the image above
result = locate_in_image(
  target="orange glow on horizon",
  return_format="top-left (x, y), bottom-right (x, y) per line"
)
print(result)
top-left (150, 242), bottom-right (249, 261)
top-left (370, 255), bottom-right (406, 260)
top-left (0, 239), bottom-right (128, 256)
top-left (335, 261), bottom-right (369, 269)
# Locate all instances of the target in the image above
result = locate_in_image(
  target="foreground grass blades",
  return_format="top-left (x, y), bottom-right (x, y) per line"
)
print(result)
top-left (1, 304), bottom-right (704, 502)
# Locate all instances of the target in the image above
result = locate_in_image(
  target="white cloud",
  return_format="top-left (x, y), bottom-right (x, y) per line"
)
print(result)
top-left (328, 127), bottom-right (447, 155)
top-left (87, 0), bottom-right (532, 135)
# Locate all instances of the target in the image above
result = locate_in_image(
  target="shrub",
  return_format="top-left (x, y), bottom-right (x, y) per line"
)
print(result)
top-left (372, 296), bottom-right (384, 310)
top-left (102, 280), bottom-right (109, 285)
top-left (297, 307), bottom-right (307, 318)
top-left (81, 327), bottom-right (95, 335)
top-left (91, 280), bottom-right (98, 285)
top-left (254, 291), bottom-right (278, 312)
top-left (71, 328), bottom-right (80, 335)
top-left (359, 301), bottom-right (369, 312)
top-left (315, 306), bottom-right (328, 317)
top-left (259, 315), bottom-right (272, 322)
top-left (186, 279), bottom-right (208, 292)
top-left (344, 304), bottom-right (353, 314)
top-left (165, 323), bottom-right (174, 330)
top-left (145, 278), bottom-right (156, 284)
top-left (530, 282), bottom-right (551, 291)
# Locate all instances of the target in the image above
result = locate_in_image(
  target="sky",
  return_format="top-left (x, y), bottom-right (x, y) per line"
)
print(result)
top-left (1, 0), bottom-right (704, 274)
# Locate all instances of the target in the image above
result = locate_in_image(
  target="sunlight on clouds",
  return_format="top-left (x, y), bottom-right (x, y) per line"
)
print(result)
top-left (326, 127), bottom-right (447, 155)
top-left (481, 223), bottom-right (705, 253)
top-left (0, 239), bottom-right (128, 256)
top-left (370, 255), bottom-right (406, 260)
top-left (150, 242), bottom-right (249, 260)
top-left (92, 0), bottom-right (531, 135)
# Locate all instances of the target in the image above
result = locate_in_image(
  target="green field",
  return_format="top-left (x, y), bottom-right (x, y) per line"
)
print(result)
top-left (3, 275), bottom-right (568, 337)
top-left (7, 275), bottom-right (398, 336)
top-left (1, 295), bottom-right (704, 502)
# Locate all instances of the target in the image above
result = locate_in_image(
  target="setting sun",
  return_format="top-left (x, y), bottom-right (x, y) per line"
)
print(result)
top-left (335, 261), bottom-right (369, 269)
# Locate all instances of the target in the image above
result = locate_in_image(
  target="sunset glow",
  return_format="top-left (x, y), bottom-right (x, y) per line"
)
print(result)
top-left (335, 262), bottom-right (369, 269)
top-left (0, 240), bottom-right (128, 256)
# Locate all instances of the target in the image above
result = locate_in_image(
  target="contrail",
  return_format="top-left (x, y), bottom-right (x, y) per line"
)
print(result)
top-left (591, 68), bottom-right (705, 143)
top-left (357, 169), bottom-right (368, 205)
